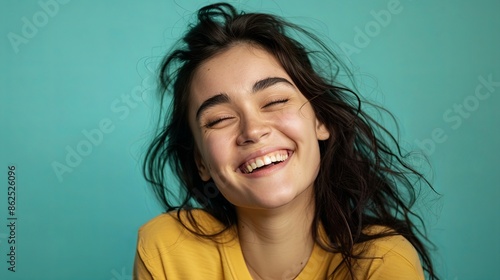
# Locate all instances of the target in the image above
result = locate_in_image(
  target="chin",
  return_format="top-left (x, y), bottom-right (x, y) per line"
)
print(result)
top-left (236, 186), bottom-right (313, 211)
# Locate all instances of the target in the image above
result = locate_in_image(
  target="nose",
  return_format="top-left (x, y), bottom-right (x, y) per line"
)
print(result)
top-left (236, 113), bottom-right (271, 145)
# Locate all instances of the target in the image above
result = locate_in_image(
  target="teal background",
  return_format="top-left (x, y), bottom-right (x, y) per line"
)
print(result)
top-left (1, 0), bottom-right (498, 279)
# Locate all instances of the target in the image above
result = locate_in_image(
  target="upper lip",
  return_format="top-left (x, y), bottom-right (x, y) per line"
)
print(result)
top-left (236, 147), bottom-right (292, 172)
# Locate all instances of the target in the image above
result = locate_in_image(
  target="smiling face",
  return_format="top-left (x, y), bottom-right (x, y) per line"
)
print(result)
top-left (188, 44), bottom-right (329, 210)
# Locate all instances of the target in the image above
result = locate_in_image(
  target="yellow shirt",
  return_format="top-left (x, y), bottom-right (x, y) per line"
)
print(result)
top-left (134, 210), bottom-right (425, 279)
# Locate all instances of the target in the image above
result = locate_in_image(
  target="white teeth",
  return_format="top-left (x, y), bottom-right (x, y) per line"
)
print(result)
top-left (264, 156), bottom-right (272, 165)
top-left (242, 151), bottom-right (289, 174)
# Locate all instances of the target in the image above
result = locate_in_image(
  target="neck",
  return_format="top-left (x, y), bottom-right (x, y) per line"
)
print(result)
top-left (237, 186), bottom-right (315, 280)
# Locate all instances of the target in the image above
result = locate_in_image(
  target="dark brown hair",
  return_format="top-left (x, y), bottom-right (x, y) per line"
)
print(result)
top-left (144, 2), bottom-right (438, 279)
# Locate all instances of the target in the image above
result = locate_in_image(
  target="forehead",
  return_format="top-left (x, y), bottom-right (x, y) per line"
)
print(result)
top-left (188, 44), bottom-right (290, 108)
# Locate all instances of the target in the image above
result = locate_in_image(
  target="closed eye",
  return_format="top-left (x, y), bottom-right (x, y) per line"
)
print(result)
top-left (262, 98), bottom-right (289, 109)
top-left (204, 116), bottom-right (234, 128)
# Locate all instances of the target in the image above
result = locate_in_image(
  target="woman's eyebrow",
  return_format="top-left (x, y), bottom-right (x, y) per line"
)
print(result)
top-left (252, 77), bottom-right (294, 93)
top-left (196, 93), bottom-right (230, 121)
top-left (195, 77), bottom-right (294, 122)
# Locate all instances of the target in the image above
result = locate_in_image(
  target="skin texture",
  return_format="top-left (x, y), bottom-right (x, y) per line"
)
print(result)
top-left (187, 43), bottom-right (330, 279)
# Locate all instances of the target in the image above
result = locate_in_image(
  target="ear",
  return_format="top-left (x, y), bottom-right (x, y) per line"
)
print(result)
top-left (194, 147), bottom-right (211, 181)
top-left (315, 119), bottom-right (330, 140)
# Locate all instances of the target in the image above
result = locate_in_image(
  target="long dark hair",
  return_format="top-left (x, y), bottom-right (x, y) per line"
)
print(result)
top-left (144, 2), bottom-right (438, 279)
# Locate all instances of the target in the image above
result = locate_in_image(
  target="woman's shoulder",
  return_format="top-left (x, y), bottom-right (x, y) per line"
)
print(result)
top-left (320, 225), bottom-right (421, 259)
top-left (355, 225), bottom-right (425, 279)
top-left (137, 209), bottom-right (227, 250)
top-left (361, 225), bottom-right (420, 258)
top-left (134, 210), bottom-right (234, 278)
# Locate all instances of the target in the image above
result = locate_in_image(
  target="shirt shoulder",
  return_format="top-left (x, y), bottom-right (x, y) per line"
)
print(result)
top-left (136, 212), bottom-right (184, 253)
top-left (134, 210), bottom-right (232, 280)
top-left (137, 209), bottom-right (226, 257)
top-left (356, 227), bottom-right (426, 280)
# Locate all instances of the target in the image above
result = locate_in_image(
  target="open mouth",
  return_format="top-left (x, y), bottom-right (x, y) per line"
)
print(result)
top-left (239, 150), bottom-right (290, 174)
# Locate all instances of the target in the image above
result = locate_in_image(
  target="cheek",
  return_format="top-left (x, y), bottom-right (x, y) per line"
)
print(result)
top-left (201, 132), bottom-right (234, 171)
top-left (297, 103), bottom-right (318, 121)
top-left (275, 107), bottom-right (317, 134)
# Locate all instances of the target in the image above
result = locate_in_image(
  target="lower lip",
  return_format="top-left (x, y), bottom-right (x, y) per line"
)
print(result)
top-left (241, 151), bottom-right (293, 177)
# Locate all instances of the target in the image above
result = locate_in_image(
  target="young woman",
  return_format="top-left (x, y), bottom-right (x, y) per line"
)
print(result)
top-left (134, 2), bottom-right (438, 279)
